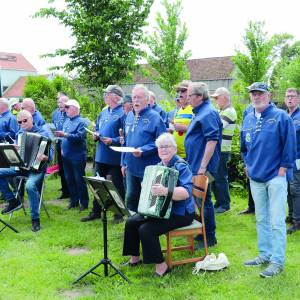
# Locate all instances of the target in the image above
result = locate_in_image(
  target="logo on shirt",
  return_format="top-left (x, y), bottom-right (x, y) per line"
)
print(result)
top-left (246, 132), bottom-right (251, 143)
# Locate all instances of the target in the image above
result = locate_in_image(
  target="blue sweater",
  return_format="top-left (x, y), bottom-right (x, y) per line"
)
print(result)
top-left (151, 104), bottom-right (168, 127)
top-left (32, 110), bottom-right (46, 127)
top-left (123, 107), bottom-right (167, 178)
top-left (52, 108), bottom-right (69, 131)
top-left (95, 105), bottom-right (125, 165)
top-left (290, 107), bottom-right (300, 169)
top-left (0, 110), bottom-right (18, 143)
top-left (61, 115), bottom-right (87, 161)
top-left (241, 104), bottom-right (296, 182)
top-left (184, 100), bottom-right (222, 175)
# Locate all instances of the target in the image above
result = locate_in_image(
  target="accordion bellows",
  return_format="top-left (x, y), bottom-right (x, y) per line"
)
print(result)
top-left (138, 165), bottom-right (179, 219)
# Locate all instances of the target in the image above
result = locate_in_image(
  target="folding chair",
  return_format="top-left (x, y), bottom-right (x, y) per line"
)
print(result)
top-left (163, 174), bottom-right (209, 268)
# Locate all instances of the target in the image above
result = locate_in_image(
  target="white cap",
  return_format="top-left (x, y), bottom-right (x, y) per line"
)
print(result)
top-left (0, 97), bottom-right (9, 106)
top-left (65, 99), bottom-right (80, 109)
top-left (9, 97), bottom-right (19, 109)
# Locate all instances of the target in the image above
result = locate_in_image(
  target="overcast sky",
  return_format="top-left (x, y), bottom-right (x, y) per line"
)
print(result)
top-left (1, 0), bottom-right (300, 74)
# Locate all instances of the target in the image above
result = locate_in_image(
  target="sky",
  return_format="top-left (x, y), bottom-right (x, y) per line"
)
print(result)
top-left (1, 0), bottom-right (300, 74)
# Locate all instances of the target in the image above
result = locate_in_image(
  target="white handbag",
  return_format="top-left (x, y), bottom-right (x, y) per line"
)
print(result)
top-left (192, 253), bottom-right (229, 274)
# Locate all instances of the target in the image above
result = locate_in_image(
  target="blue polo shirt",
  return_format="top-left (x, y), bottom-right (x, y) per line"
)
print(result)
top-left (163, 155), bottom-right (195, 216)
top-left (290, 107), bottom-right (300, 168)
top-left (0, 110), bottom-right (18, 143)
top-left (151, 103), bottom-right (168, 126)
top-left (61, 115), bottom-right (87, 161)
top-left (241, 104), bottom-right (296, 182)
top-left (123, 107), bottom-right (167, 178)
top-left (52, 108), bottom-right (69, 130)
top-left (95, 105), bottom-right (125, 165)
top-left (184, 100), bottom-right (222, 175)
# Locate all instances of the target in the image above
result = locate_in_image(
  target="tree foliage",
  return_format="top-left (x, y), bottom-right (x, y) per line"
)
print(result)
top-left (232, 21), bottom-right (292, 100)
top-left (145, 0), bottom-right (191, 98)
top-left (35, 0), bottom-right (154, 88)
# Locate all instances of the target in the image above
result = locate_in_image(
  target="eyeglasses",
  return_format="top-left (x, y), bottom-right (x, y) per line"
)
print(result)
top-left (64, 106), bottom-right (70, 109)
top-left (285, 95), bottom-right (297, 99)
top-left (178, 89), bottom-right (187, 93)
top-left (17, 119), bottom-right (28, 125)
top-left (187, 94), bottom-right (200, 98)
top-left (158, 145), bottom-right (173, 150)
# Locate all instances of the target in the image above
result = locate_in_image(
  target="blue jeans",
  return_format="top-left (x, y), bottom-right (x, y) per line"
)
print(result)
top-left (212, 152), bottom-right (231, 210)
top-left (125, 170), bottom-right (143, 212)
top-left (63, 157), bottom-right (89, 208)
top-left (204, 184), bottom-right (216, 240)
top-left (250, 176), bottom-right (287, 267)
top-left (0, 167), bottom-right (44, 220)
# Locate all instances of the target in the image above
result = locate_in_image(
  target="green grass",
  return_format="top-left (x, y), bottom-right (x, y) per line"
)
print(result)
top-left (1, 177), bottom-right (300, 300)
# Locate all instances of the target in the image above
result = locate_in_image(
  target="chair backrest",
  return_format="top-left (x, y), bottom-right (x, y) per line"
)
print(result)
top-left (192, 175), bottom-right (209, 221)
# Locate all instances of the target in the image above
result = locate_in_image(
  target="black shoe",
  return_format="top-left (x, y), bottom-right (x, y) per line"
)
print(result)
top-left (31, 218), bottom-right (40, 232)
top-left (113, 214), bottom-right (124, 224)
top-left (154, 267), bottom-right (172, 278)
top-left (80, 212), bottom-right (101, 222)
top-left (195, 237), bottom-right (217, 250)
top-left (286, 216), bottom-right (293, 224)
top-left (67, 203), bottom-right (79, 209)
top-left (238, 208), bottom-right (255, 215)
top-left (287, 222), bottom-right (300, 234)
top-left (1, 199), bottom-right (22, 215)
top-left (120, 259), bottom-right (143, 267)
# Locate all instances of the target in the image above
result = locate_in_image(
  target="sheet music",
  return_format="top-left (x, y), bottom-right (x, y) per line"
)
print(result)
top-left (110, 146), bottom-right (142, 153)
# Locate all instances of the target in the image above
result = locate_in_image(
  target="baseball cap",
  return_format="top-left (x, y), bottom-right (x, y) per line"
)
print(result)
top-left (175, 80), bottom-right (191, 92)
top-left (120, 94), bottom-right (132, 104)
top-left (247, 82), bottom-right (269, 92)
top-left (65, 99), bottom-right (80, 109)
top-left (103, 85), bottom-right (124, 98)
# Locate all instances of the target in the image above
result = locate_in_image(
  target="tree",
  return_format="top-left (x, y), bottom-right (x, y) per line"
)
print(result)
top-left (145, 0), bottom-right (191, 98)
top-left (232, 21), bottom-right (291, 100)
top-left (35, 0), bottom-right (154, 88)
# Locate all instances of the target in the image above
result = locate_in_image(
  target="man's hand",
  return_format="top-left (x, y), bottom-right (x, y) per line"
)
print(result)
top-left (55, 131), bottom-right (66, 138)
top-left (93, 132), bottom-right (100, 141)
top-left (278, 167), bottom-right (287, 177)
top-left (197, 166), bottom-right (207, 175)
top-left (37, 154), bottom-right (48, 162)
top-left (121, 166), bottom-right (127, 177)
top-left (151, 184), bottom-right (168, 197)
top-left (100, 137), bottom-right (112, 146)
top-left (132, 148), bottom-right (142, 157)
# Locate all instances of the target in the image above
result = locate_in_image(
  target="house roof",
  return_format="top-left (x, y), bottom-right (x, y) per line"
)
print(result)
top-left (0, 52), bottom-right (37, 72)
top-left (133, 56), bottom-right (234, 83)
top-left (2, 76), bottom-right (27, 98)
top-left (3, 74), bottom-right (50, 98)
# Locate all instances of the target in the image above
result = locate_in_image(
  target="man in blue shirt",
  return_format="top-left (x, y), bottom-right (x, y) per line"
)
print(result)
top-left (184, 82), bottom-right (222, 249)
top-left (22, 98), bottom-right (46, 127)
top-left (241, 82), bottom-right (296, 278)
top-left (149, 91), bottom-right (168, 127)
top-left (55, 99), bottom-right (89, 211)
top-left (81, 85), bottom-right (125, 223)
top-left (52, 95), bottom-right (70, 199)
top-left (284, 88), bottom-right (300, 234)
top-left (0, 110), bottom-right (53, 232)
top-left (0, 98), bottom-right (18, 143)
top-left (122, 84), bottom-right (167, 212)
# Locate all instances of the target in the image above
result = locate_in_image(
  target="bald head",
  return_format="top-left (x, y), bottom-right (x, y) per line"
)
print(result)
top-left (22, 98), bottom-right (36, 115)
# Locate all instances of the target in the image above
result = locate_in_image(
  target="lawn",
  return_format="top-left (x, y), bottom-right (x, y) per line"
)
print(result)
top-left (0, 176), bottom-right (300, 300)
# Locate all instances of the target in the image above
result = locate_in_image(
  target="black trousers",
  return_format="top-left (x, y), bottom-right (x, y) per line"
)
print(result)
top-left (123, 212), bottom-right (194, 264)
top-left (57, 141), bottom-right (69, 197)
top-left (92, 162), bottom-right (125, 215)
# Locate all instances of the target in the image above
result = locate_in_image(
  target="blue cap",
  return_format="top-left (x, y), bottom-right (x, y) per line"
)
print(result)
top-left (247, 82), bottom-right (269, 92)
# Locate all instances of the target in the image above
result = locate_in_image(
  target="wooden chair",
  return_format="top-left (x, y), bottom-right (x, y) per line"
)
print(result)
top-left (163, 174), bottom-right (209, 268)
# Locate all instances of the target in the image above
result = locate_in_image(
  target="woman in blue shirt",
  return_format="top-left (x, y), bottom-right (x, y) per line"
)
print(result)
top-left (122, 133), bottom-right (195, 277)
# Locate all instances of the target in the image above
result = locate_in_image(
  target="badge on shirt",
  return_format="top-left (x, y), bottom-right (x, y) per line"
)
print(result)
top-left (246, 132), bottom-right (251, 143)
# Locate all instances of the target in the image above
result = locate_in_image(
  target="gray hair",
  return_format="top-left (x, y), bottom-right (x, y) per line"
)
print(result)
top-left (149, 91), bottom-right (156, 99)
top-left (189, 82), bottom-right (209, 100)
top-left (286, 88), bottom-right (299, 95)
top-left (132, 84), bottom-right (150, 101)
top-left (155, 133), bottom-right (177, 149)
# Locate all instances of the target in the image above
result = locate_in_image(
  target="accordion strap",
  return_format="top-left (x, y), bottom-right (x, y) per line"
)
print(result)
top-left (159, 172), bottom-right (175, 218)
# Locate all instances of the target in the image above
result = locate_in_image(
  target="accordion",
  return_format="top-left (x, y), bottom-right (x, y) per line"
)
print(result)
top-left (138, 165), bottom-right (179, 219)
top-left (17, 132), bottom-right (51, 172)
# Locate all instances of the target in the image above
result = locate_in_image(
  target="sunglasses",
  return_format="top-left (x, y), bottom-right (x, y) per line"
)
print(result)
top-left (65, 106), bottom-right (70, 109)
top-left (17, 119), bottom-right (28, 125)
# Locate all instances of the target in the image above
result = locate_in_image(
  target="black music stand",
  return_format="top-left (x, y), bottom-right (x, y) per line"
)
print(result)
top-left (0, 145), bottom-right (21, 234)
top-left (72, 176), bottom-right (131, 284)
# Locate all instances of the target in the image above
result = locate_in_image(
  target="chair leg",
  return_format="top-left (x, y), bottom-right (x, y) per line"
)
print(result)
top-left (10, 178), bottom-right (26, 220)
top-left (39, 181), bottom-right (50, 218)
top-left (166, 233), bottom-right (172, 268)
top-left (188, 235), bottom-right (194, 253)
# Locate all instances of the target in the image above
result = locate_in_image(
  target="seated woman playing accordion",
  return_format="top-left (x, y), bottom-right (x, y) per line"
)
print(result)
top-left (122, 133), bottom-right (195, 277)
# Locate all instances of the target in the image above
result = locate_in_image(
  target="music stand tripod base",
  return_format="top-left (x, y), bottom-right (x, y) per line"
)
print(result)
top-left (0, 218), bottom-right (19, 233)
top-left (72, 177), bottom-right (131, 284)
